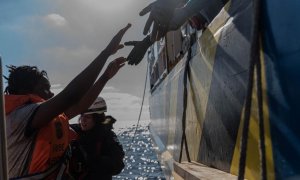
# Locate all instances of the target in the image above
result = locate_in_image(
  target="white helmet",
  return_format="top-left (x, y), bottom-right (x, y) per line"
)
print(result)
top-left (83, 97), bottom-right (107, 115)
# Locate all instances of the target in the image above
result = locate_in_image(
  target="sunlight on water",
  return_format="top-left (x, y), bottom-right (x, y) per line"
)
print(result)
top-left (113, 125), bottom-right (166, 180)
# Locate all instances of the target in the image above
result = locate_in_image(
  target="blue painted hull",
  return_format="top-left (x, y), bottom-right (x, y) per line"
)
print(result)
top-left (148, 0), bottom-right (300, 179)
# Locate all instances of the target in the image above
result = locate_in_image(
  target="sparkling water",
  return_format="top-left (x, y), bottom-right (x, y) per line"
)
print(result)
top-left (113, 125), bottom-right (166, 180)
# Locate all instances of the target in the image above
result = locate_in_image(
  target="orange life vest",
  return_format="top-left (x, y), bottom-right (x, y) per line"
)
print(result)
top-left (5, 94), bottom-right (75, 176)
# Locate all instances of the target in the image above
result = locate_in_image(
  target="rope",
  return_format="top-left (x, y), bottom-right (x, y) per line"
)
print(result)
top-left (179, 47), bottom-right (192, 163)
top-left (238, 0), bottom-right (264, 179)
top-left (130, 60), bottom-right (149, 149)
top-left (256, 40), bottom-right (267, 180)
top-left (237, 30), bottom-right (256, 180)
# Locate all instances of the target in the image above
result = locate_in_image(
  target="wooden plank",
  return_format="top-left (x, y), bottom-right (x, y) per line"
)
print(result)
top-left (0, 57), bottom-right (8, 180)
top-left (174, 161), bottom-right (237, 180)
top-left (173, 171), bottom-right (184, 180)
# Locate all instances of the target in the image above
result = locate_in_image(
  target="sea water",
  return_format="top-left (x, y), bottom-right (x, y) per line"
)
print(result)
top-left (113, 122), bottom-right (166, 180)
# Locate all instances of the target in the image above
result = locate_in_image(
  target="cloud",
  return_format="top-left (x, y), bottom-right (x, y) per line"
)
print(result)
top-left (37, 45), bottom-right (98, 85)
top-left (42, 46), bottom-right (96, 64)
top-left (100, 90), bottom-right (150, 126)
top-left (1, 0), bottom-right (153, 129)
top-left (50, 84), bottom-right (64, 95)
top-left (102, 92), bottom-right (140, 109)
top-left (2, 0), bottom-right (152, 101)
top-left (51, 85), bottom-right (150, 124)
top-left (100, 90), bottom-right (149, 116)
top-left (44, 13), bottom-right (67, 27)
top-left (103, 86), bottom-right (119, 92)
top-left (51, 84), bottom-right (62, 88)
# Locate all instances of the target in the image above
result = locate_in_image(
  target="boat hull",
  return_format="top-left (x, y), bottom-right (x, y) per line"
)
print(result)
top-left (149, 0), bottom-right (300, 179)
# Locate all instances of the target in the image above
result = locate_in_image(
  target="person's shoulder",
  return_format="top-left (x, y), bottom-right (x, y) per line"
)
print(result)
top-left (6, 103), bottom-right (40, 137)
top-left (16, 103), bottom-right (40, 111)
top-left (7, 103), bottom-right (39, 123)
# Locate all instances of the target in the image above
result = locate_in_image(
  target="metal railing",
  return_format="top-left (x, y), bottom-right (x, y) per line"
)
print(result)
top-left (0, 57), bottom-right (8, 180)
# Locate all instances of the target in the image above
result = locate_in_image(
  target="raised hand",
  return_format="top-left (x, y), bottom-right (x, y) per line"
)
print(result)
top-left (140, 1), bottom-right (176, 42)
top-left (124, 36), bottom-right (153, 65)
top-left (103, 57), bottom-right (127, 79)
top-left (105, 23), bottom-right (131, 55)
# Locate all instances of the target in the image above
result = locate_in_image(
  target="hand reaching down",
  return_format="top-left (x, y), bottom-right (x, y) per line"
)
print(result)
top-left (140, 1), bottom-right (176, 42)
top-left (124, 36), bottom-right (153, 66)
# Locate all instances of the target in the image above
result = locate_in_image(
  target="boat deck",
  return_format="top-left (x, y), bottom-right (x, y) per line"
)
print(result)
top-left (173, 161), bottom-right (238, 180)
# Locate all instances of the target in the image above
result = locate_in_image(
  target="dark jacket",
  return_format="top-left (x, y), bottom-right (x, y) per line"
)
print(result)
top-left (70, 116), bottom-right (125, 180)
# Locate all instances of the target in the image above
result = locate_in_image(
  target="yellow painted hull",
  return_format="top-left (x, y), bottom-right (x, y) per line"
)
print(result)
top-left (148, 0), bottom-right (300, 179)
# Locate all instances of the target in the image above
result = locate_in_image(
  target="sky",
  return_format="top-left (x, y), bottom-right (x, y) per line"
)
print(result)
top-left (0, 0), bottom-right (152, 124)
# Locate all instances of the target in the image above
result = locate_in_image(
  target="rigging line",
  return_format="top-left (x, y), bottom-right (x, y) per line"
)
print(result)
top-left (179, 46), bottom-right (192, 163)
top-left (129, 59), bottom-right (149, 150)
top-left (256, 39), bottom-right (267, 180)
top-left (184, 61), bottom-right (191, 162)
top-left (238, 0), bottom-right (262, 179)
top-left (237, 37), bottom-right (255, 180)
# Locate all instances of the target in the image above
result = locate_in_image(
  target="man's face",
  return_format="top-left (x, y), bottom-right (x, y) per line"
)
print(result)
top-left (34, 76), bottom-right (54, 100)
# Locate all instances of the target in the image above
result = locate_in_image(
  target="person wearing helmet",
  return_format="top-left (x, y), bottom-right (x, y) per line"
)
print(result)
top-left (70, 97), bottom-right (125, 180)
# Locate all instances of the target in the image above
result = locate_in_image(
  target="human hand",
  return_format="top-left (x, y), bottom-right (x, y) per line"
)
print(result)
top-left (103, 57), bottom-right (126, 79)
top-left (105, 23), bottom-right (131, 55)
top-left (140, 1), bottom-right (175, 42)
top-left (168, 7), bottom-right (190, 31)
top-left (124, 36), bottom-right (152, 65)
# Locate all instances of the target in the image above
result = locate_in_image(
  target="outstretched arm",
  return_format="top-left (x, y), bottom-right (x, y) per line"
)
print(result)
top-left (141, 0), bottom-right (226, 40)
top-left (126, 0), bottom-right (227, 66)
top-left (30, 24), bottom-right (131, 129)
top-left (65, 57), bottom-right (126, 119)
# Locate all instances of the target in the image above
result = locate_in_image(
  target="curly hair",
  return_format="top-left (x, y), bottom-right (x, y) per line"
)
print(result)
top-left (4, 65), bottom-right (49, 95)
